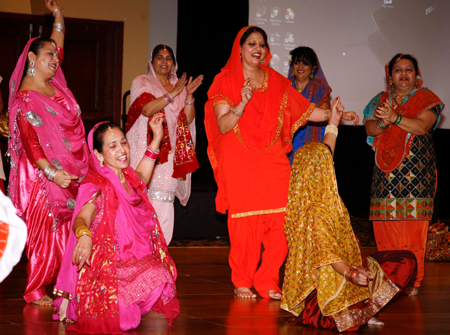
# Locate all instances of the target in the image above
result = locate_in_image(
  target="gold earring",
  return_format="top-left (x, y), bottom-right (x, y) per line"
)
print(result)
top-left (98, 158), bottom-right (103, 167)
top-left (310, 73), bottom-right (314, 79)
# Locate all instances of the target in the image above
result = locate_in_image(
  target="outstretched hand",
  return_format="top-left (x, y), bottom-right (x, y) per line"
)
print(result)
top-left (186, 75), bottom-right (204, 95)
top-left (342, 111), bottom-right (359, 126)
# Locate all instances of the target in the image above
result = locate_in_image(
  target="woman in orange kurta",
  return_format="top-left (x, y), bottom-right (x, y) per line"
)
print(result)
top-left (205, 26), bottom-right (355, 299)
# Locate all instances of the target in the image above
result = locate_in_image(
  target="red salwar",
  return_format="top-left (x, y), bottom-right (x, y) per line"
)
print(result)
top-left (373, 220), bottom-right (428, 287)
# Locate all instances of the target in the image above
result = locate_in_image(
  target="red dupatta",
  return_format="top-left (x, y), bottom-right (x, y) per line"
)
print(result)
top-left (372, 63), bottom-right (443, 174)
top-left (204, 26), bottom-right (314, 182)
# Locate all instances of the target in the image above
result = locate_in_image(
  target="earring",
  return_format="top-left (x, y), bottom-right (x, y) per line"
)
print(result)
top-left (171, 68), bottom-right (175, 76)
top-left (27, 61), bottom-right (36, 77)
top-left (260, 58), bottom-right (266, 65)
top-left (98, 158), bottom-right (104, 167)
top-left (309, 73), bottom-right (314, 79)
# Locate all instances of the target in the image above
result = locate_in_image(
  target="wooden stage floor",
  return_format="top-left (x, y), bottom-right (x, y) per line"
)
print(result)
top-left (1, 246), bottom-right (449, 334)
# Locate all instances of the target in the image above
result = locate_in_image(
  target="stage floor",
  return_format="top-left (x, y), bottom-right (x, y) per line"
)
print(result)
top-left (1, 246), bottom-right (449, 334)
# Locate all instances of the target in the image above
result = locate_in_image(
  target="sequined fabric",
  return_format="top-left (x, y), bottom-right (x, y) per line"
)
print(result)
top-left (281, 143), bottom-right (369, 318)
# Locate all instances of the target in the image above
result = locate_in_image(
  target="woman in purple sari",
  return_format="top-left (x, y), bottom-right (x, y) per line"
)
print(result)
top-left (53, 116), bottom-right (179, 334)
top-left (8, 0), bottom-right (89, 305)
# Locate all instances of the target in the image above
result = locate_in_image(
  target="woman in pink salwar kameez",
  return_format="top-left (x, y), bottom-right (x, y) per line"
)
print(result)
top-left (8, 0), bottom-right (89, 305)
top-left (53, 116), bottom-right (179, 334)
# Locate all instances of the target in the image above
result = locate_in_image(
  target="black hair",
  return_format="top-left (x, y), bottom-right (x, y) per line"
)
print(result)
top-left (388, 53), bottom-right (418, 76)
top-left (289, 46), bottom-right (318, 68)
top-left (151, 44), bottom-right (176, 65)
top-left (21, 38), bottom-right (56, 82)
top-left (239, 26), bottom-right (268, 47)
top-left (93, 122), bottom-right (121, 153)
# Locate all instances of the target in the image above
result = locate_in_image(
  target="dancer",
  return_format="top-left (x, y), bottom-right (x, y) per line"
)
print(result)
top-left (364, 54), bottom-right (444, 295)
top-left (205, 26), bottom-right (357, 300)
top-left (8, 0), bottom-right (89, 305)
top-left (53, 116), bottom-right (179, 333)
top-left (126, 44), bottom-right (202, 245)
top-left (281, 108), bottom-right (417, 331)
top-left (287, 46), bottom-right (332, 164)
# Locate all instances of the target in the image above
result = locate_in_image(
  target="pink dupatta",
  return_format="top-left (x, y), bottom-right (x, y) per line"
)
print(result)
top-left (8, 38), bottom-right (89, 229)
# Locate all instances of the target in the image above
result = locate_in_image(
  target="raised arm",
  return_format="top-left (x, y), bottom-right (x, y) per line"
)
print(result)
top-left (135, 112), bottom-right (164, 184)
top-left (45, 0), bottom-right (65, 49)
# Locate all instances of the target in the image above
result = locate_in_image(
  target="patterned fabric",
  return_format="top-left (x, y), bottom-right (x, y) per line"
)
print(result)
top-left (425, 222), bottom-right (450, 262)
top-left (369, 129), bottom-right (437, 220)
top-left (125, 92), bottom-right (198, 179)
top-left (281, 142), bottom-right (399, 331)
top-left (287, 48), bottom-right (331, 164)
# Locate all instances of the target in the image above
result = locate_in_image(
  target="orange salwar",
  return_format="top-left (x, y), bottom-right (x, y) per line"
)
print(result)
top-left (373, 220), bottom-right (428, 287)
top-left (228, 212), bottom-right (287, 297)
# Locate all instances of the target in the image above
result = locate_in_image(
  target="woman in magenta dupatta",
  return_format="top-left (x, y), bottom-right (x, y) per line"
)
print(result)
top-left (7, 0), bottom-right (89, 305)
top-left (53, 117), bottom-right (179, 334)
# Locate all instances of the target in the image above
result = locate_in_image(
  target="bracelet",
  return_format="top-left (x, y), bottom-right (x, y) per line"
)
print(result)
top-left (351, 269), bottom-right (358, 284)
top-left (163, 93), bottom-right (174, 103)
top-left (324, 109), bottom-right (331, 121)
top-left (143, 145), bottom-right (160, 162)
top-left (230, 107), bottom-right (244, 117)
top-left (184, 99), bottom-right (195, 107)
top-left (53, 6), bottom-right (64, 17)
top-left (377, 119), bottom-right (389, 130)
top-left (53, 22), bottom-right (65, 34)
top-left (75, 226), bottom-right (92, 239)
top-left (43, 164), bottom-right (58, 182)
top-left (324, 124), bottom-right (338, 137)
top-left (343, 267), bottom-right (351, 281)
top-left (393, 114), bottom-right (403, 125)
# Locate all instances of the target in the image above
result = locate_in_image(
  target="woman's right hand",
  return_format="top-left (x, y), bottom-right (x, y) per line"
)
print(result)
top-left (149, 112), bottom-right (164, 143)
top-left (72, 235), bottom-right (92, 271)
top-left (168, 73), bottom-right (188, 98)
top-left (54, 170), bottom-right (79, 189)
top-left (329, 97), bottom-right (343, 125)
top-left (352, 267), bottom-right (374, 286)
top-left (44, 0), bottom-right (60, 13)
top-left (241, 78), bottom-right (254, 106)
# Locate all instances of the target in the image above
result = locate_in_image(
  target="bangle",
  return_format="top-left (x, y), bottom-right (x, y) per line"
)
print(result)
top-left (53, 22), bottom-right (65, 34)
top-left (75, 226), bottom-right (92, 239)
top-left (377, 119), bottom-right (389, 130)
top-left (343, 267), bottom-right (351, 281)
top-left (324, 124), bottom-right (338, 137)
top-left (43, 164), bottom-right (58, 182)
top-left (393, 114), bottom-right (403, 125)
top-left (324, 109), bottom-right (331, 121)
top-left (143, 145), bottom-right (160, 162)
top-left (53, 6), bottom-right (64, 17)
top-left (230, 107), bottom-right (244, 117)
top-left (184, 99), bottom-right (195, 107)
top-left (163, 93), bottom-right (174, 103)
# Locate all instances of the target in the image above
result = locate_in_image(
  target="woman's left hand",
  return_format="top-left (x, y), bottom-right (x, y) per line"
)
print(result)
top-left (186, 75), bottom-right (204, 95)
top-left (149, 112), bottom-right (164, 142)
top-left (375, 99), bottom-right (397, 123)
top-left (72, 235), bottom-right (92, 271)
top-left (342, 112), bottom-right (360, 126)
top-left (353, 267), bottom-right (374, 286)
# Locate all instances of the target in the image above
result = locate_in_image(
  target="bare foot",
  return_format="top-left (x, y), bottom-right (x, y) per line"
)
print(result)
top-left (267, 290), bottom-right (281, 300)
top-left (234, 287), bottom-right (257, 298)
top-left (368, 317), bottom-right (384, 326)
top-left (30, 295), bottom-right (53, 306)
top-left (404, 287), bottom-right (419, 296)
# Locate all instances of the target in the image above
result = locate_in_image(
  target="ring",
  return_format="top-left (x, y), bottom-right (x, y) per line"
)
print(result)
top-left (79, 256), bottom-right (82, 260)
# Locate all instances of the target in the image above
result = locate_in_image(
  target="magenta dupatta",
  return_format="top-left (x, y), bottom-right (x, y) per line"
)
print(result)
top-left (8, 38), bottom-right (89, 229)
top-left (53, 122), bottom-right (179, 333)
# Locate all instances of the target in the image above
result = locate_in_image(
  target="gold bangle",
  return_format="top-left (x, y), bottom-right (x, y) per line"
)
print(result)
top-left (230, 107), bottom-right (244, 117)
top-left (75, 226), bottom-right (92, 239)
top-left (324, 109), bottom-right (331, 121)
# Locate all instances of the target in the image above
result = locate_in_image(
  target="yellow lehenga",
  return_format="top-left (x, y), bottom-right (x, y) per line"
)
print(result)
top-left (281, 142), bottom-right (401, 331)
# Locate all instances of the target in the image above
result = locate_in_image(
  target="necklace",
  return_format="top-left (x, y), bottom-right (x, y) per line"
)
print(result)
top-left (295, 80), bottom-right (309, 93)
top-left (392, 88), bottom-right (413, 104)
top-left (160, 78), bottom-right (170, 87)
top-left (119, 172), bottom-right (126, 184)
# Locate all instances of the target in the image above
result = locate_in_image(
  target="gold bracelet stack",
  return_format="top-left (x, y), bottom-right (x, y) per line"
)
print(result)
top-left (324, 109), bottom-right (331, 121)
top-left (75, 226), bottom-right (92, 239)
top-left (324, 124), bottom-right (338, 137)
top-left (230, 107), bottom-right (244, 117)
